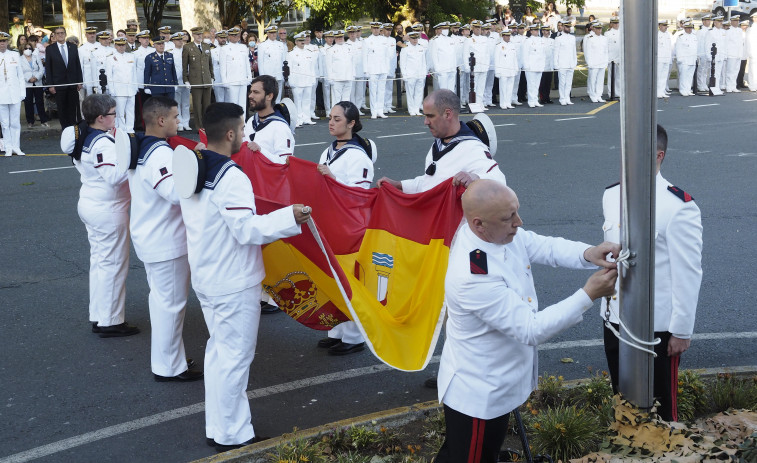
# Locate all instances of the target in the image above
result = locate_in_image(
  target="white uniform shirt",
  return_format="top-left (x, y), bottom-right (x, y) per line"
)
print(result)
top-left (105, 50), bottom-right (138, 97)
top-left (179, 151), bottom-right (301, 297)
top-left (584, 33), bottom-right (609, 69)
top-left (601, 174), bottom-right (702, 337)
top-left (128, 137), bottom-right (186, 263)
top-left (318, 139), bottom-right (374, 188)
top-left (658, 30), bottom-right (673, 63)
top-left (243, 111), bottom-right (295, 163)
top-left (605, 28), bottom-right (621, 63)
top-left (133, 45), bottom-right (155, 87)
top-left (522, 35), bottom-right (546, 72)
top-left (220, 42), bottom-right (253, 87)
top-left (428, 34), bottom-right (457, 73)
top-left (0, 50), bottom-right (26, 103)
top-left (697, 26), bottom-right (712, 59)
top-left (706, 27), bottom-right (728, 62)
top-left (257, 39), bottom-right (287, 79)
top-left (345, 39), bottom-right (364, 77)
top-left (438, 223), bottom-right (595, 419)
top-left (79, 41), bottom-right (100, 89)
top-left (675, 32), bottom-right (698, 65)
top-left (171, 45), bottom-right (184, 83)
top-left (542, 35), bottom-right (555, 71)
top-left (510, 34), bottom-right (526, 70)
top-left (90, 46), bottom-right (115, 91)
top-left (725, 26), bottom-right (745, 58)
top-left (493, 40), bottom-right (519, 77)
top-left (362, 34), bottom-right (390, 75)
top-left (61, 128), bottom-right (130, 213)
top-left (325, 43), bottom-right (355, 82)
top-left (287, 46), bottom-right (317, 87)
top-left (463, 35), bottom-right (491, 73)
top-left (401, 124), bottom-right (506, 194)
top-left (399, 42), bottom-right (427, 79)
top-left (553, 32), bottom-right (577, 70)
top-left (748, 26), bottom-right (757, 59)
top-left (211, 45), bottom-right (224, 85)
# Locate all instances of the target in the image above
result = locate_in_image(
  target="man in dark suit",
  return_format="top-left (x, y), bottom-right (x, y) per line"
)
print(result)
top-left (44, 26), bottom-right (84, 128)
top-left (144, 37), bottom-right (178, 101)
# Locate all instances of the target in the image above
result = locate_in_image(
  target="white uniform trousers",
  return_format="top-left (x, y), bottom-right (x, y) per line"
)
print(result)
top-left (666, 61), bottom-right (673, 92)
top-left (310, 81), bottom-right (318, 118)
top-left (326, 320), bottom-right (364, 344)
top-left (384, 61), bottom-right (397, 109)
top-left (368, 74), bottom-right (387, 116)
top-left (606, 61), bottom-right (621, 98)
top-left (497, 76), bottom-right (515, 108)
top-left (404, 78), bottom-right (424, 115)
top-left (78, 200), bottom-right (129, 326)
top-left (213, 85), bottom-right (227, 103)
top-left (587, 67), bottom-right (605, 101)
top-left (720, 59), bottom-right (727, 89)
top-left (472, 71), bottom-right (487, 104)
top-left (436, 71), bottom-right (456, 93)
top-left (291, 86), bottom-right (312, 125)
top-left (175, 85), bottom-right (191, 128)
top-left (114, 96), bottom-right (135, 134)
top-left (198, 285), bottom-right (262, 446)
top-left (725, 57), bottom-right (741, 92)
top-left (713, 60), bottom-right (725, 90)
top-left (677, 63), bottom-right (696, 95)
top-left (275, 79), bottom-right (284, 103)
top-left (697, 57), bottom-right (712, 90)
top-left (511, 71), bottom-right (521, 104)
top-left (226, 85), bottom-right (248, 120)
top-left (331, 81), bottom-right (352, 105)
top-left (657, 62), bottom-right (671, 97)
top-left (0, 103), bottom-right (22, 153)
top-left (145, 255), bottom-right (191, 377)
top-left (748, 59), bottom-right (757, 91)
top-left (460, 71), bottom-right (471, 105)
top-left (322, 79), bottom-right (332, 115)
top-left (525, 71), bottom-right (542, 106)
top-left (484, 69), bottom-right (495, 105)
top-left (558, 69), bottom-right (574, 104)
top-left (351, 79), bottom-right (366, 109)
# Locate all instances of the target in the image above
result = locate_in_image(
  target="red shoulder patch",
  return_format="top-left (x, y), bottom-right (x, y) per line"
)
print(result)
top-left (667, 185), bottom-right (694, 202)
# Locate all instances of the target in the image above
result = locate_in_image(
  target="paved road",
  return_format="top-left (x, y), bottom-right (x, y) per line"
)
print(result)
top-left (2, 92), bottom-right (756, 463)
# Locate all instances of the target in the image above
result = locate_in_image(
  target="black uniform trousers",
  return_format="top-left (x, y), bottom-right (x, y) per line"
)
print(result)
top-left (604, 323), bottom-right (679, 421)
top-left (435, 404), bottom-right (510, 463)
top-left (54, 87), bottom-right (80, 129)
top-left (538, 71), bottom-right (553, 103)
top-left (517, 71), bottom-right (527, 102)
top-left (737, 60), bottom-right (747, 88)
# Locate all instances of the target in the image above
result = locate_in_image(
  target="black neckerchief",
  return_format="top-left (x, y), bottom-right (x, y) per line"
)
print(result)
top-left (324, 135), bottom-right (370, 166)
top-left (250, 108), bottom-right (288, 138)
top-left (426, 122), bottom-right (479, 175)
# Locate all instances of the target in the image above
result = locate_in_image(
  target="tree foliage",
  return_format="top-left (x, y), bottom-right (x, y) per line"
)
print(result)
top-left (143, 0), bottom-right (169, 32)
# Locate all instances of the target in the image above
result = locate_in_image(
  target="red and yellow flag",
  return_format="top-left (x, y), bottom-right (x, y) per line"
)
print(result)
top-left (169, 137), bottom-right (464, 371)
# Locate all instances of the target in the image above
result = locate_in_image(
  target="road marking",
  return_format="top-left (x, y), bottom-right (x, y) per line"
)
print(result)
top-left (376, 131), bottom-right (426, 139)
top-left (554, 116), bottom-right (596, 122)
top-left (297, 142), bottom-right (329, 147)
top-left (586, 100), bottom-right (618, 115)
top-left (26, 153), bottom-right (67, 157)
top-left (4, 331), bottom-right (757, 462)
top-left (8, 166), bottom-right (76, 174)
top-left (689, 103), bottom-right (719, 108)
top-left (493, 123), bottom-right (516, 127)
top-left (743, 98), bottom-right (757, 102)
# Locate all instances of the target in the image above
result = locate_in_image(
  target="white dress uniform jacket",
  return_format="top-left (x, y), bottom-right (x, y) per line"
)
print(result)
top-left (605, 28), bottom-right (621, 64)
top-left (463, 35), bottom-right (491, 73)
top-left (584, 32), bottom-right (609, 69)
top-left (0, 49), bottom-right (25, 101)
top-left (133, 45), bottom-right (155, 89)
top-left (601, 174), bottom-right (702, 337)
top-left (675, 32), bottom-right (698, 65)
top-left (401, 123), bottom-right (506, 194)
top-left (362, 34), bottom-right (390, 75)
top-left (256, 39), bottom-right (287, 79)
top-left (288, 46), bottom-right (317, 88)
top-left (553, 32), bottom-right (578, 70)
top-left (79, 41), bottom-right (100, 93)
top-left (522, 35), bottom-right (546, 72)
top-left (438, 224), bottom-right (596, 419)
top-left (325, 43), bottom-right (355, 82)
top-left (90, 46), bottom-right (115, 93)
top-left (105, 51), bottom-right (138, 97)
top-left (493, 41), bottom-right (519, 77)
top-left (428, 34), bottom-right (457, 74)
top-left (243, 110), bottom-right (295, 164)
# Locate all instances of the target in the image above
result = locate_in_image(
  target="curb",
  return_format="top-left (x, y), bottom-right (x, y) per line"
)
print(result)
top-left (191, 365), bottom-right (757, 463)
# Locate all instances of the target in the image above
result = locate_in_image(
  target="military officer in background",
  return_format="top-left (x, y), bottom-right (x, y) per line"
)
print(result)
top-left (675, 20), bottom-right (698, 96)
top-left (125, 30), bottom-right (138, 52)
top-left (144, 36), bottom-right (178, 101)
top-left (345, 26), bottom-right (366, 113)
top-left (399, 31), bottom-right (427, 116)
top-left (303, 31), bottom-right (320, 120)
top-left (287, 32), bottom-right (317, 126)
top-left (211, 30), bottom-right (228, 103)
top-left (747, 14), bottom-right (757, 91)
top-left (509, 23), bottom-right (526, 107)
top-left (221, 27), bottom-right (253, 119)
top-left (605, 17), bottom-right (622, 99)
top-left (538, 24), bottom-right (555, 105)
top-left (170, 32), bottom-right (191, 131)
top-left (428, 22), bottom-right (457, 94)
top-left (79, 26), bottom-right (100, 97)
top-left (183, 26), bottom-right (214, 129)
top-left (584, 22), bottom-right (609, 103)
top-left (554, 20), bottom-right (577, 105)
top-left (134, 30), bottom-right (155, 131)
top-left (601, 124), bottom-right (702, 422)
top-left (658, 20), bottom-right (673, 98)
top-left (522, 24), bottom-right (546, 107)
top-left (106, 37), bottom-right (138, 133)
top-left (435, 179), bottom-right (619, 463)
top-left (319, 31), bottom-right (334, 116)
top-left (724, 15), bottom-right (744, 92)
top-left (463, 20), bottom-right (491, 107)
top-left (696, 14), bottom-right (713, 93)
top-left (381, 23), bottom-right (398, 113)
top-left (256, 25), bottom-right (287, 103)
top-left (91, 31), bottom-right (114, 94)
top-left (483, 21), bottom-right (499, 107)
top-left (158, 26), bottom-right (175, 53)
top-left (362, 22), bottom-right (390, 119)
top-left (493, 29), bottom-right (518, 110)
top-left (0, 32), bottom-right (26, 157)
top-left (325, 30), bottom-right (354, 105)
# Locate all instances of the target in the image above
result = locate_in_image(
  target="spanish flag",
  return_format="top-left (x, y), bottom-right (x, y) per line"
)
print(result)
top-left (169, 137), bottom-right (464, 371)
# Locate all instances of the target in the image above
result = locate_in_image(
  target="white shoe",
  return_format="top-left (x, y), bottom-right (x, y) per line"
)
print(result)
top-left (361, 106), bottom-right (370, 110)
top-left (386, 108), bottom-right (396, 113)
top-left (500, 105), bottom-right (507, 110)
top-left (560, 101), bottom-right (567, 106)
top-left (311, 113), bottom-right (317, 119)
top-left (357, 110), bottom-right (364, 116)
top-left (14, 149), bottom-right (25, 156)
top-left (4, 153), bottom-right (10, 157)
top-left (378, 113), bottom-right (388, 118)
top-left (598, 98), bottom-right (606, 103)
top-left (371, 114), bottom-right (377, 119)
top-left (528, 103), bottom-right (536, 108)
top-left (512, 101), bottom-right (522, 106)
top-left (733, 89), bottom-right (741, 93)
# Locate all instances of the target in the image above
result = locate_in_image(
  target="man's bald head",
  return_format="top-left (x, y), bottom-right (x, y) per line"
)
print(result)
top-left (463, 180), bottom-right (522, 245)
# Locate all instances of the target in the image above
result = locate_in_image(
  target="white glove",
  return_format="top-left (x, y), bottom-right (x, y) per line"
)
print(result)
top-left (144, 89), bottom-right (152, 95)
top-left (184, 82), bottom-right (191, 88)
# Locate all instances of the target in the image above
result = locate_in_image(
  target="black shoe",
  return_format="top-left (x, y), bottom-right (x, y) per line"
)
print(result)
top-left (424, 377), bottom-right (438, 389)
top-left (91, 322), bottom-right (101, 333)
top-left (545, 99), bottom-right (554, 104)
top-left (260, 301), bottom-right (280, 314)
top-left (154, 368), bottom-right (204, 382)
top-left (214, 435), bottom-right (270, 453)
top-left (98, 322), bottom-right (140, 338)
top-left (206, 438), bottom-right (217, 447)
top-left (317, 337), bottom-right (341, 348)
top-left (187, 358), bottom-right (195, 369)
top-left (328, 342), bottom-right (365, 356)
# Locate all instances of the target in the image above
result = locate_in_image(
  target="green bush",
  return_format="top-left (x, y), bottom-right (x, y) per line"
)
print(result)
top-left (527, 405), bottom-right (605, 462)
top-left (709, 373), bottom-right (757, 413)
top-left (533, 374), bottom-right (566, 409)
top-left (268, 429), bottom-right (325, 463)
top-left (676, 370), bottom-right (708, 422)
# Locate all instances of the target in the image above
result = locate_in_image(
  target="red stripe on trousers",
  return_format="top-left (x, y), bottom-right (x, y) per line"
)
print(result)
top-left (671, 355), bottom-right (680, 421)
top-left (468, 418), bottom-right (485, 463)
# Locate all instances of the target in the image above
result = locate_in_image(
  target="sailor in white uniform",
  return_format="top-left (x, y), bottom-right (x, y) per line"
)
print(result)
top-left (362, 22), bottom-right (390, 119)
top-left (221, 27), bottom-right (253, 119)
top-left (696, 14), bottom-right (713, 92)
top-left (675, 21), bottom-right (698, 96)
top-left (522, 24), bottom-right (546, 107)
top-left (428, 22), bottom-right (457, 94)
top-left (605, 17), bottom-right (622, 98)
top-left (79, 26), bottom-right (101, 97)
top-left (435, 179), bottom-right (618, 463)
top-left (584, 22), bottom-right (609, 103)
top-left (400, 31), bottom-right (427, 116)
top-left (60, 94), bottom-right (139, 337)
top-left (325, 31), bottom-right (354, 105)
top-left (91, 31), bottom-right (114, 94)
top-left (105, 38), bottom-right (138, 133)
top-left (724, 15), bottom-right (744, 92)
top-left (170, 32), bottom-right (191, 131)
top-left (493, 30), bottom-right (518, 110)
top-left (176, 102), bottom-right (310, 452)
top-left (256, 26), bottom-right (287, 103)
top-left (287, 32), bottom-right (317, 126)
top-left (463, 21), bottom-right (491, 107)
top-left (0, 32), bottom-right (26, 156)
top-left (553, 20), bottom-right (577, 105)
top-left (345, 26), bottom-right (366, 112)
top-left (658, 20), bottom-right (673, 98)
top-left (211, 30), bottom-right (228, 103)
top-left (243, 74), bottom-right (295, 164)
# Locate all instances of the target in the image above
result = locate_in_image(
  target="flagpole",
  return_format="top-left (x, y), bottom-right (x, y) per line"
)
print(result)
top-left (617, 0), bottom-right (656, 410)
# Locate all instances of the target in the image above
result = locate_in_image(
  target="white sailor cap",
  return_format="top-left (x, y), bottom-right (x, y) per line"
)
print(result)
top-left (658, 19), bottom-right (669, 25)
top-left (450, 22), bottom-right (461, 27)
top-left (158, 26), bottom-right (171, 33)
top-left (264, 25), bottom-right (278, 33)
top-left (227, 27), bottom-right (241, 35)
top-left (712, 14), bottom-right (724, 21)
top-left (369, 21), bottom-right (381, 27)
top-left (701, 13), bottom-right (713, 20)
top-left (170, 32), bottom-right (184, 40)
top-left (434, 21), bottom-right (450, 29)
top-left (500, 29), bottom-right (511, 36)
top-left (609, 17), bottom-right (619, 23)
top-left (408, 31), bottom-right (420, 39)
top-left (730, 15), bottom-right (741, 21)
top-left (470, 20), bottom-right (483, 27)
top-left (740, 20), bottom-right (749, 26)
top-left (293, 32), bottom-right (306, 41)
top-left (683, 20), bottom-right (694, 27)
top-left (411, 22), bottom-right (424, 30)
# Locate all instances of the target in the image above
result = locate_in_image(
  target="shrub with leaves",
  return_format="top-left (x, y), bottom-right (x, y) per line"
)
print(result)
top-left (709, 373), bottom-right (757, 413)
top-left (420, 410), bottom-right (445, 455)
top-left (533, 374), bottom-right (566, 408)
top-left (676, 369), bottom-right (708, 422)
top-left (268, 428), bottom-right (325, 463)
top-left (527, 405), bottom-right (606, 462)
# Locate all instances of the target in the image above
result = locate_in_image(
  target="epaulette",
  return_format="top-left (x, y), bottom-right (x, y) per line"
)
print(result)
top-left (605, 181), bottom-right (620, 189)
top-left (667, 185), bottom-right (694, 202)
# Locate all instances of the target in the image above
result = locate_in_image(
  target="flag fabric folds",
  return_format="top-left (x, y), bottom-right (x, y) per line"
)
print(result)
top-left (168, 136), bottom-right (464, 371)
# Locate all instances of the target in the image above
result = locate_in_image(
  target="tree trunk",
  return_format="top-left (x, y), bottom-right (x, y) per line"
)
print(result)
top-left (0, 0), bottom-right (9, 33)
top-left (22, 0), bottom-right (44, 29)
top-left (62, 0), bottom-right (87, 41)
top-left (110, 0), bottom-right (138, 34)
